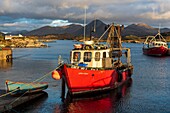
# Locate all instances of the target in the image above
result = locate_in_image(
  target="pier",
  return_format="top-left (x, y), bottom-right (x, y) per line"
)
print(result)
top-left (0, 48), bottom-right (12, 60)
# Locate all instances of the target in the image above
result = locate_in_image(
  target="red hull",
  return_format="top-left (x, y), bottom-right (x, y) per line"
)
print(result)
top-left (61, 64), bottom-right (132, 95)
top-left (142, 46), bottom-right (168, 56)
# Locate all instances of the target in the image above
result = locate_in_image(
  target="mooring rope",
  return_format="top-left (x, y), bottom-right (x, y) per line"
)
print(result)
top-left (3, 90), bottom-right (30, 112)
top-left (11, 109), bottom-right (19, 113)
top-left (0, 88), bottom-right (19, 98)
top-left (0, 63), bottom-right (64, 112)
top-left (32, 63), bottom-right (63, 82)
top-left (10, 90), bottom-right (30, 105)
top-left (0, 63), bottom-right (63, 98)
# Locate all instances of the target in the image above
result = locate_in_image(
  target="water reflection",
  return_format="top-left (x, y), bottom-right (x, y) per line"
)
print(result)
top-left (13, 92), bottom-right (48, 113)
top-left (59, 79), bottom-right (132, 113)
top-left (0, 90), bottom-right (48, 113)
top-left (0, 59), bottom-right (12, 69)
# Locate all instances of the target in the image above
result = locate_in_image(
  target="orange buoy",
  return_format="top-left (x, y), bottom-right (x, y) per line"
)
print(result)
top-left (52, 70), bottom-right (61, 80)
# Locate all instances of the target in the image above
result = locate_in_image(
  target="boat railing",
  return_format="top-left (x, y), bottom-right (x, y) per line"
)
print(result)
top-left (111, 47), bottom-right (132, 67)
top-left (68, 63), bottom-right (123, 70)
top-left (70, 47), bottom-right (131, 68)
top-left (144, 32), bottom-right (167, 45)
top-left (155, 32), bottom-right (167, 42)
top-left (58, 55), bottom-right (69, 65)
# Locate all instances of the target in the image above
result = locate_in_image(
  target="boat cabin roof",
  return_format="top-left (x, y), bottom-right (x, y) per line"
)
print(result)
top-left (70, 41), bottom-right (131, 68)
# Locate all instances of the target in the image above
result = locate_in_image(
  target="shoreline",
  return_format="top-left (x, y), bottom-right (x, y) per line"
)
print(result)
top-left (0, 38), bottom-right (50, 48)
top-left (3, 37), bottom-right (169, 49)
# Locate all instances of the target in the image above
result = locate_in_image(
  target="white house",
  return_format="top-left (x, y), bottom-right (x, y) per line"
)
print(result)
top-left (5, 34), bottom-right (23, 40)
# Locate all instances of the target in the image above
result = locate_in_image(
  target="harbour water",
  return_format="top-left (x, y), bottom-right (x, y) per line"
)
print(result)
top-left (0, 40), bottom-right (170, 113)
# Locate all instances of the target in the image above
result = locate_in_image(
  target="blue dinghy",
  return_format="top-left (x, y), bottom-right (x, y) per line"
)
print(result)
top-left (6, 80), bottom-right (48, 95)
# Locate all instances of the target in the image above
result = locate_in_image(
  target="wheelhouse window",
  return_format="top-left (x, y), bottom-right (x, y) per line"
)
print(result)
top-left (73, 52), bottom-right (80, 62)
top-left (103, 52), bottom-right (106, 58)
top-left (95, 52), bottom-right (100, 61)
top-left (84, 52), bottom-right (92, 62)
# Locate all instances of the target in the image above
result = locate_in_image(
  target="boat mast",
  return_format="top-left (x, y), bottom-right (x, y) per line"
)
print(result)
top-left (107, 24), bottom-right (123, 49)
top-left (84, 7), bottom-right (86, 42)
top-left (93, 18), bottom-right (96, 33)
top-left (107, 24), bottom-right (124, 66)
top-left (90, 18), bottom-right (96, 40)
top-left (158, 24), bottom-right (161, 41)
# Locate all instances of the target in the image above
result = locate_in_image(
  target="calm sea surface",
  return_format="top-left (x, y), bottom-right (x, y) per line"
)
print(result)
top-left (0, 40), bottom-right (170, 113)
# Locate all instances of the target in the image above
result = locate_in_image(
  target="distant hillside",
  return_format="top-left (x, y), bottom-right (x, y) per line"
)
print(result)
top-left (0, 32), bottom-right (4, 36)
top-left (0, 32), bottom-right (5, 40)
top-left (12, 19), bottom-right (170, 39)
top-left (73, 19), bottom-right (107, 38)
top-left (160, 28), bottom-right (170, 33)
top-left (9, 30), bottom-right (29, 35)
top-left (24, 20), bottom-right (107, 38)
top-left (25, 24), bottom-right (82, 36)
top-left (161, 31), bottom-right (170, 36)
top-left (122, 23), bottom-right (158, 37)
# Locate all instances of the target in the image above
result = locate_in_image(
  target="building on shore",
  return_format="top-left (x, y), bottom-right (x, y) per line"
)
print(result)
top-left (5, 34), bottom-right (23, 40)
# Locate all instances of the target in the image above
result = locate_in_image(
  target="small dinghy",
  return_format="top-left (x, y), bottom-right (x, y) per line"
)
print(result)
top-left (5, 80), bottom-right (48, 95)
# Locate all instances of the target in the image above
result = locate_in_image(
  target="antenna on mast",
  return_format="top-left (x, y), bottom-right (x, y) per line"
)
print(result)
top-left (90, 17), bottom-right (96, 40)
top-left (93, 17), bottom-right (96, 33)
top-left (158, 23), bottom-right (161, 33)
top-left (158, 23), bottom-right (161, 40)
top-left (84, 7), bottom-right (87, 42)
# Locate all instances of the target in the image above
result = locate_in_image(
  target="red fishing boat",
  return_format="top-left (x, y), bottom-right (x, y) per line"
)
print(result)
top-left (142, 32), bottom-right (168, 56)
top-left (52, 23), bottom-right (133, 97)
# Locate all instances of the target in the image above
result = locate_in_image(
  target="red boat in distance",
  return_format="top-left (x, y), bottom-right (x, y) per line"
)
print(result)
top-left (52, 23), bottom-right (133, 98)
top-left (142, 31), bottom-right (168, 56)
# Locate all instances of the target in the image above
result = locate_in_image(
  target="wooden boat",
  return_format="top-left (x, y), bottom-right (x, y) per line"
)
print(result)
top-left (52, 23), bottom-right (133, 97)
top-left (5, 80), bottom-right (48, 95)
top-left (142, 32), bottom-right (168, 56)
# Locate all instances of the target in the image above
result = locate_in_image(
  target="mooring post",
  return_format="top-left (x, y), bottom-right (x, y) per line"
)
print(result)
top-left (0, 48), bottom-right (12, 60)
top-left (61, 77), bottom-right (65, 101)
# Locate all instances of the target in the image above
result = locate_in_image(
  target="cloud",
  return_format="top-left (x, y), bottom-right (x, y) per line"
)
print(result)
top-left (137, 0), bottom-right (170, 27)
top-left (50, 20), bottom-right (71, 26)
top-left (140, 11), bottom-right (170, 20)
top-left (0, 18), bottom-right (52, 31)
top-left (1, 0), bottom-right (170, 32)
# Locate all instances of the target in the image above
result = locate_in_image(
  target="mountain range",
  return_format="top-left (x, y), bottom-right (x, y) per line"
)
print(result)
top-left (4, 20), bottom-right (170, 38)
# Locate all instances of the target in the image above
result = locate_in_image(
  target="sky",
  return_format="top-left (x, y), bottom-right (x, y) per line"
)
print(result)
top-left (0, 0), bottom-right (170, 32)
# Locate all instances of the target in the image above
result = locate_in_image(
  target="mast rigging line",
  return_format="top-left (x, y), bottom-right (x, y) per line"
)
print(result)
top-left (95, 24), bottom-right (113, 44)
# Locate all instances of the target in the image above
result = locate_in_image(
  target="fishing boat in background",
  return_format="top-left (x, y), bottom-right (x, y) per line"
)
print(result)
top-left (6, 80), bottom-right (48, 95)
top-left (142, 31), bottom-right (168, 56)
top-left (52, 23), bottom-right (133, 97)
